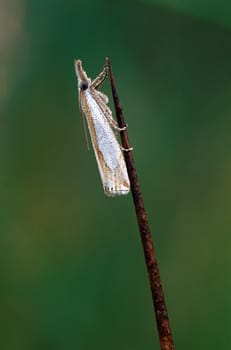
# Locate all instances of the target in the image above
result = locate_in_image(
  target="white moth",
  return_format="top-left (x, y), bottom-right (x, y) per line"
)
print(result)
top-left (74, 59), bottom-right (130, 197)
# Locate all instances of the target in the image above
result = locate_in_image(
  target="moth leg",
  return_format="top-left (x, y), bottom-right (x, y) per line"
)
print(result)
top-left (121, 146), bottom-right (133, 152)
top-left (103, 110), bottom-right (127, 131)
top-left (91, 64), bottom-right (108, 89)
top-left (97, 91), bottom-right (109, 104)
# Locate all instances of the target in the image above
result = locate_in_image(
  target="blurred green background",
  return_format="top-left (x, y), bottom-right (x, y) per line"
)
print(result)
top-left (1, 0), bottom-right (231, 349)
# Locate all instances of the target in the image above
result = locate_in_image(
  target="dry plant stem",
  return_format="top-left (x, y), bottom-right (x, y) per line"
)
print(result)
top-left (107, 58), bottom-right (174, 350)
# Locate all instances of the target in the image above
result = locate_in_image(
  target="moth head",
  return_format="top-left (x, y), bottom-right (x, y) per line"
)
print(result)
top-left (74, 59), bottom-right (91, 91)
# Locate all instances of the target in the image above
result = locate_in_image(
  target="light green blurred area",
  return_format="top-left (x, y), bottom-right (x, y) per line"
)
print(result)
top-left (145, 0), bottom-right (231, 27)
top-left (1, 0), bottom-right (231, 349)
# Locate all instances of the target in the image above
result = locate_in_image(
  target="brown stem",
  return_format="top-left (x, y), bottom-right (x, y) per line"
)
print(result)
top-left (106, 57), bottom-right (174, 350)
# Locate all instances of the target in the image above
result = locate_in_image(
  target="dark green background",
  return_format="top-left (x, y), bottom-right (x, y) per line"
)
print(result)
top-left (1, 0), bottom-right (231, 349)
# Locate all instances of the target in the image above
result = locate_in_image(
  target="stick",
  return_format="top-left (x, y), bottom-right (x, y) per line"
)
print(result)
top-left (106, 57), bottom-right (175, 350)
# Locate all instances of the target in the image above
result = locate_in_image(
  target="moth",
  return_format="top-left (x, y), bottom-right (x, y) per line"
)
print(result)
top-left (74, 59), bottom-right (130, 196)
